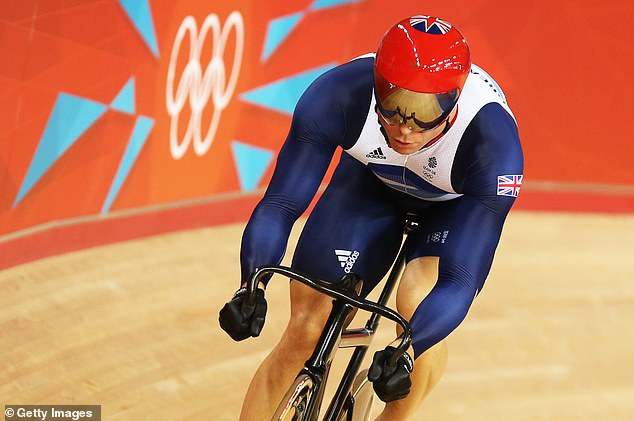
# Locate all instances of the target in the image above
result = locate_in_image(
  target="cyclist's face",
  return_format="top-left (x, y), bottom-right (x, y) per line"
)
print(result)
top-left (377, 108), bottom-right (453, 154)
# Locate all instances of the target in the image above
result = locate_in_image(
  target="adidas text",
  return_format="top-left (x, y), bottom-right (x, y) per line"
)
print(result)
top-left (335, 249), bottom-right (360, 274)
top-left (365, 147), bottom-right (386, 160)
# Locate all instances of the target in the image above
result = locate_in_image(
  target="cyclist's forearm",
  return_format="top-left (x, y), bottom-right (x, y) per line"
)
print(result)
top-left (408, 280), bottom-right (475, 358)
top-left (239, 201), bottom-right (295, 286)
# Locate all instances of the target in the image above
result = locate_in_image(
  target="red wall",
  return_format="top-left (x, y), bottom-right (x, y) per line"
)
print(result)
top-left (1, 0), bottom-right (633, 269)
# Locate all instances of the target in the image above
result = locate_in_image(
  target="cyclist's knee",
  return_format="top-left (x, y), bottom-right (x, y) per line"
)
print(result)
top-left (279, 280), bottom-right (333, 350)
top-left (412, 340), bottom-right (448, 379)
top-left (419, 339), bottom-right (448, 362)
top-left (286, 303), bottom-right (330, 345)
top-left (396, 257), bottom-right (440, 320)
top-left (283, 315), bottom-right (324, 352)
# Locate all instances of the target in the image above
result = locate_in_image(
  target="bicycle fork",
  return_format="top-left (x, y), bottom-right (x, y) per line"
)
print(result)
top-left (272, 298), bottom-right (355, 421)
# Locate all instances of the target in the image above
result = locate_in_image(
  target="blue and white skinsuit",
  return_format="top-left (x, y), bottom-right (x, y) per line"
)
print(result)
top-left (239, 55), bottom-right (524, 358)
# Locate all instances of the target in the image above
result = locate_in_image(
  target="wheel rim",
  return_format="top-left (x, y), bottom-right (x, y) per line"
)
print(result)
top-left (273, 374), bottom-right (314, 421)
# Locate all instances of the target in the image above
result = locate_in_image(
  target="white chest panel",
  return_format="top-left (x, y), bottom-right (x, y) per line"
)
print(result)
top-left (345, 64), bottom-right (515, 201)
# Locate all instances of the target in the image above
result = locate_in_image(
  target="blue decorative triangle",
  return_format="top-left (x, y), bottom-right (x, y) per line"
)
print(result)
top-left (110, 77), bottom-right (135, 114)
top-left (240, 63), bottom-right (336, 115)
top-left (309, 0), bottom-right (365, 10)
top-left (118, 0), bottom-right (159, 58)
top-left (102, 116), bottom-right (154, 213)
top-left (231, 141), bottom-right (274, 192)
top-left (14, 93), bottom-right (107, 206)
top-left (262, 12), bottom-right (304, 61)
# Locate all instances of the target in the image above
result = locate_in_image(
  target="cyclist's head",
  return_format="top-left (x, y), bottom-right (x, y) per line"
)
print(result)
top-left (374, 15), bottom-right (471, 132)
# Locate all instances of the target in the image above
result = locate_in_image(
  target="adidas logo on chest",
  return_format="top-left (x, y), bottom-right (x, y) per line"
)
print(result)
top-left (365, 147), bottom-right (386, 160)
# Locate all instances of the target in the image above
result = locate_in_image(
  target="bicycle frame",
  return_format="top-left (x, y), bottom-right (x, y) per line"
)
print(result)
top-left (245, 220), bottom-right (417, 421)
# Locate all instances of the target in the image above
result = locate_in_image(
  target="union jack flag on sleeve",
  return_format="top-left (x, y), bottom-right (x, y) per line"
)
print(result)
top-left (497, 175), bottom-right (523, 197)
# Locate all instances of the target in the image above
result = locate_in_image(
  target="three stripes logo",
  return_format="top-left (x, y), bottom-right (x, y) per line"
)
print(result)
top-left (335, 249), bottom-right (360, 274)
top-left (366, 147), bottom-right (386, 160)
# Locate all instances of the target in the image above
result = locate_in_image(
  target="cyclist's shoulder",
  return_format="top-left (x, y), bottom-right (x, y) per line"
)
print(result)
top-left (314, 54), bottom-right (375, 91)
top-left (292, 55), bottom-right (374, 146)
top-left (298, 55), bottom-right (374, 113)
top-left (451, 99), bottom-right (523, 198)
top-left (454, 63), bottom-right (523, 170)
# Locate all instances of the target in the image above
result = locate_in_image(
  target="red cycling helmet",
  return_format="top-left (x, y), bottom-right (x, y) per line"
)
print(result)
top-left (374, 15), bottom-right (471, 131)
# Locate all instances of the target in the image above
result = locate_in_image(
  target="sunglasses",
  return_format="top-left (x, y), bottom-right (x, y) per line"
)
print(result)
top-left (376, 104), bottom-right (449, 133)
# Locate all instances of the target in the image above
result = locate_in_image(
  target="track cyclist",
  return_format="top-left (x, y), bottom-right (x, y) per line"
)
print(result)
top-left (220, 15), bottom-right (524, 420)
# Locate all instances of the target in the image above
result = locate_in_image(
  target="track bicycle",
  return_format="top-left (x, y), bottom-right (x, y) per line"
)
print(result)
top-left (243, 219), bottom-right (418, 421)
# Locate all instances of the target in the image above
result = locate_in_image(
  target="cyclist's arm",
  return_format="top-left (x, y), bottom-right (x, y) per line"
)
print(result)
top-left (409, 195), bottom-right (511, 357)
top-left (239, 58), bottom-right (373, 286)
top-left (408, 103), bottom-right (524, 358)
top-left (239, 133), bottom-right (335, 285)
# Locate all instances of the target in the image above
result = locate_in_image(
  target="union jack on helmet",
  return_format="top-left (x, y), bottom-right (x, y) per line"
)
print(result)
top-left (374, 15), bottom-right (471, 130)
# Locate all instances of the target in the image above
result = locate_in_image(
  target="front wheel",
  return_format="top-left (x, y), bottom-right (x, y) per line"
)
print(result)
top-left (272, 374), bottom-right (315, 421)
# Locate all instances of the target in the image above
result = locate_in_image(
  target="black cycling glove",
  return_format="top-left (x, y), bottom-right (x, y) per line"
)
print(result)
top-left (219, 287), bottom-right (267, 341)
top-left (368, 346), bottom-right (414, 402)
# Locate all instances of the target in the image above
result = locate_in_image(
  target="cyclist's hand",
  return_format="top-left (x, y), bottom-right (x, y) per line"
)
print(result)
top-left (367, 346), bottom-right (414, 402)
top-left (219, 287), bottom-right (267, 341)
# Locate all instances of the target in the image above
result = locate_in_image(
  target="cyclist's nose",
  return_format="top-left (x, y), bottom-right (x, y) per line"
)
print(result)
top-left (399, 124), bottom-right (415, 135)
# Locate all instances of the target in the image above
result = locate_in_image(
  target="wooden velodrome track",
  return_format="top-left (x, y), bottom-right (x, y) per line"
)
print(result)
top-left (1, 211), bottom-right (633, 420)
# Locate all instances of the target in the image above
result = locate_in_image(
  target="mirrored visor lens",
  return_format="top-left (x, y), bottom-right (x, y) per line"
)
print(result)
top-left (377, 87), bottom-right (459, 130)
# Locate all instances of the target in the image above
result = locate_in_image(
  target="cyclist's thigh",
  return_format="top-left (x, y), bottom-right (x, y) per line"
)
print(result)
top-left (292, 153), bottom-right (404, 297)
